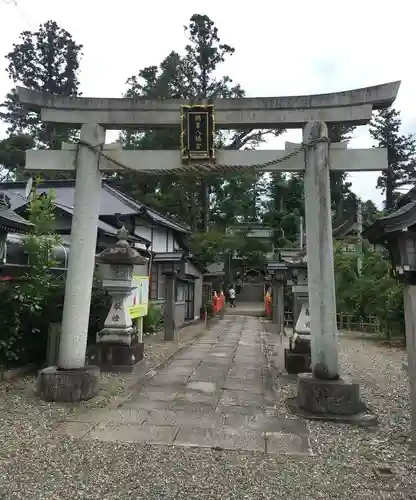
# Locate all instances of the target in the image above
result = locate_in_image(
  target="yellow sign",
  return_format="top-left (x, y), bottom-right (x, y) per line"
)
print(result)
top-left (128, 276), bottom-right (149, 319)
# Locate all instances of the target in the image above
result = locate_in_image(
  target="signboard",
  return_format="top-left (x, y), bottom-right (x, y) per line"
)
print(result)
top-left (127, 276), bottom-right (149, 319)
top-left (181, 105), bottom-right (215, 162)
top-left (295, 303), bottom-right (311, 335)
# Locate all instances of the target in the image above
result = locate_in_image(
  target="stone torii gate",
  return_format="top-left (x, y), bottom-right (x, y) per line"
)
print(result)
top-left (16, 82), bottom-right (399, 408)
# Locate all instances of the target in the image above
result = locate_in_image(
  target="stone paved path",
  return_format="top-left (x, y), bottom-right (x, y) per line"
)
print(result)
top-left (63, 316), bottom-right (312, 455)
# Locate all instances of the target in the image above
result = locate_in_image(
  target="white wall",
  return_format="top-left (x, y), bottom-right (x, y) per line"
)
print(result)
top-left (134, 219), bottom-right (187, 254)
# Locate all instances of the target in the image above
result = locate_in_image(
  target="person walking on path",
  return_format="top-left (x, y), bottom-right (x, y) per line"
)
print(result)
top-left (228, 286), bottom-right (236, 308)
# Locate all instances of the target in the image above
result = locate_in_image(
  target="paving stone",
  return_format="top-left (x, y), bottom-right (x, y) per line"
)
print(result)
top-left (67, 408), bottom-right (150, 425)
top-left (147, 409), bottom-right (223, 428)
top-left (174, 427), bottom-right (265, 452)
top-left (219, 390), bottom-right (266, 407)
top-left (56, 421), bottom-right (98, 438)
top-left (122, 398), bottom-right (172, 412)
top-left (140, 388), bottom-right (178, 402)
top-left (258, 416), bottom-right (310, 435)
top-left (218, 406), bottom-right (266, 428)
top-left (228, 368), bottom-right (264, 380)
top-left (221, 377), bottom-right (263, 394)
top-left (174, 390), bottom-right (219, 406)
top-left (186, 381), bottom-right (217, 393)
top-left (167, 360), bottom-right (201, 369)
top-left (88, 424), bottom-right (179, 444)
top-left (264, 432), bottom-right (313, 456)
top-left (148, 375), bottom-right (189, 387)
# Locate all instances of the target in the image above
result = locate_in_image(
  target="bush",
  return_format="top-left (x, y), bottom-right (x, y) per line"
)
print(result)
top-left (143, 303), bottom-right (163, 334)
top-left (334, 241), bottom-right (405, 339)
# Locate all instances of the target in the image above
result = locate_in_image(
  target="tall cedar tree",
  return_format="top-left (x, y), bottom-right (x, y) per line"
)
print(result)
top-left (114, 14), bottom-right (283, 232)
top-left (370, 108), bottom-right (416, 210)
top-left (0, 21), bottom-right (83, 180)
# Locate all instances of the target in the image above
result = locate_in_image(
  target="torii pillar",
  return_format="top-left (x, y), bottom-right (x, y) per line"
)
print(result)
top-left (38, 124), bottom-right (105, 402)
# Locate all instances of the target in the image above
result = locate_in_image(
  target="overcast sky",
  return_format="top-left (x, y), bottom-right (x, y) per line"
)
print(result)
top-left (1, 0), bottom-right (415, 207)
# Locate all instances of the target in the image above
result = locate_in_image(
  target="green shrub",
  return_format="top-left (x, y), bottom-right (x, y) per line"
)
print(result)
top-left (143, 303), bottom-right (163, 334)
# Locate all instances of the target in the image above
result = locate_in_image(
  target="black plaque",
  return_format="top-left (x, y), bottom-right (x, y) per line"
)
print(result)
top-left (181, 105), bottom-right (215, 162)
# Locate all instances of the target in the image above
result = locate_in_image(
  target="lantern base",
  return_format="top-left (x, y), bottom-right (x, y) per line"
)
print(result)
top-left (87, 341), bottom-right (144, 373)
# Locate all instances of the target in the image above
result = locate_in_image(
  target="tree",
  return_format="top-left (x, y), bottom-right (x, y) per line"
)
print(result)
top-left (0, 134), bottom-right (34, 181)
top-left (0, 20), bottom-right (83, 166)
top-left (370, 108), bottom-right (416, 210)
top-left (0, 181), bottom-right (62, 368)
top-left (114, 14), bottom-right (283, 232)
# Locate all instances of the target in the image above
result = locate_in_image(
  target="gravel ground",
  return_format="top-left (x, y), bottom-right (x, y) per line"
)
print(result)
top-left (1, 327), bottom-right (415, 499)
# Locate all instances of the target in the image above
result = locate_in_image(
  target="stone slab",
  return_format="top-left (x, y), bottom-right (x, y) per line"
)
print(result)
top-left (122, 398), bottom-right (172, 412)
top-left (228, 368), bottom-right (264, 380)
top-left (218, 406), bottom-right (266, 428)
top-left (139, 387), bottom-right (179, 402)
top-left (219, 390), bottom-right (266, 407)
top-left (88, 424), bottom-right (178, 444)
top-left (56, 421), bottom-right (98, 438)
top-left (186, 381), bottom-right (217, 394)
top-left (67, 408), bottom-right (150, 424)
top-left (173, 390), bottom-right (219, 406)
top-left (265, 432), bottom-right (313, 456)
top-left (222, 378), bottom-right (263, 394)
top-left (174, 427), bottom-right (265, 452)
top-left (148, 409), bottom-right (223, 429)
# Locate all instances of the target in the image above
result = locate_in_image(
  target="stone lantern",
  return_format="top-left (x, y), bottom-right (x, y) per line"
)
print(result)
top-left (364, 196), bottom-right (416, 448)
top-left (282, 252), bottom-right (311, 374)
top-left (89, 226), bottom-right (148, 372)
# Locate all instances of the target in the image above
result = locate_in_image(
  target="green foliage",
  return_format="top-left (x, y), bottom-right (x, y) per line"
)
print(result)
top-left (0, 20), bottom-right (83, 180)
top-left (334, 241), bottom-right (404, 338)
top-left (0, 182), bottom-right (63, 367)
top-left (113, 13), bottom-right (282, 232)
top-left (143, 303), bottom-right (163, 334)
top-left (370, 108), bottom-right (416, 210)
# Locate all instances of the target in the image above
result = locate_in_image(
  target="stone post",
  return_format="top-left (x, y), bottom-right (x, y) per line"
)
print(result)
top-left (403, 286), bottom-right (416, 449)
top-left (164, 271), bottom-right (177, 341)
top-left (303, 121), bottom-right (339, 380)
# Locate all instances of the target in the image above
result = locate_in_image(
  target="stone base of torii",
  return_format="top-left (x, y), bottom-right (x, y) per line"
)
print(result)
top-left (16, 83), bottom-right (398, 426)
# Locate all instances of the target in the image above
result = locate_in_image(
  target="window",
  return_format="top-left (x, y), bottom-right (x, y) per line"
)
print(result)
top-left (175, 281), bottom-right (185, 302)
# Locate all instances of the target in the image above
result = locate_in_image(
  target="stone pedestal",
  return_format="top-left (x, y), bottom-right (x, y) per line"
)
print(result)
top-left (37, 365), bottom-right (100, 402)
top-left (87, 341), bottom-right (144, 373)
top-left (297, 373), bottom-right (360, 415)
